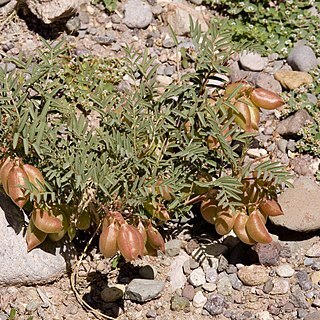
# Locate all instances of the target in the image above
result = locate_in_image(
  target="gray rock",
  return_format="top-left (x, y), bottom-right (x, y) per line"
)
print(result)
top-left (263, 279), bottom-right (274, 294)
top-left (169, 251), bottom-right (189, 291)
top-left (256, 73), bottom-right (282, 94)
top-left (275, 264), bottom-right (295, 278)
top-left (276, 139), bottom-right (287, 153)
top-left (189, 0), bottom-right (202, 5)
top-left (123, 0), bottom-right (153, 29)
top-left (170, 295), bottom-right (190, 311)
top-left (125, 279), bottom-right (164, 302)
top-left (296, 270), bottom-right (313, 291)
top-left (146, 309), bottom-right (157, 318)
top-left (253, 242), bottom-right (281, 266)
top-left (25, 0), bottom-right (78, 24)
top-left (217, 255), bottom-right (229, 272)
top-left (276, 109), bottom-right (314, 136)
top-left (203, 294), bottom-right (227, 316)
top-left (101, 285), bottom-right (125, 302)
top-left (216, 276), bottom-right (233, 296)
top-left (239, 51), bottom-right (267, 71)
top-left (65, 16), bottom-right (80, 33)
top-left (287, 45), bottom-right (318, 72)
top-left (270, 279), bottom-right (290, 295)
top-left (205, 267), bottom-right (218, 283)
top-left (0, 194), bottom-right (74, 285)
top-left (229, 273), bottom-right (242, 290)
top-left (165, 239), bottom-right (181, 257)
top-left (291, 288), bottom-right (309, 309)
top-left (0, 62), bottom-right (16, 73)
top-left (270, 177), bottom-right (320, 232)
top-left (93, 33), bottom-right (116, 45)
top-left (188, 268), bottom-right (206, 287)
top-left (139, 265), bottom-right (157, 279)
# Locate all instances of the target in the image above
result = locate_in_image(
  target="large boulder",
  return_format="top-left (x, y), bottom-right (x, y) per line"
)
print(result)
top-left (0, 193), bottom-right (75, 286)
top-left (270, 177), bottom-right (320, 232)
top-left (25, 0), bottom-right (79, 24)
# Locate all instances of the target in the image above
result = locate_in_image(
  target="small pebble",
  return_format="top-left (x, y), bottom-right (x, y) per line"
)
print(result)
top-left (275, 264), bottom-right (295, 278)
top-left (189, 268), bottom-right (206, 287)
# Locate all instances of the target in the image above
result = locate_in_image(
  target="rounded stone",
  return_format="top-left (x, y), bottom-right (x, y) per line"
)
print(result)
top-left (287, 45), bottom-right (318, 72)
top-left (123, 0), bottom-right (153, 29)
top-left (239, 51), bottom-right (267, 71)
top-left (237, 265), bottom-right (269, 286)
top-left (275, 264), bottom-right (295, 278)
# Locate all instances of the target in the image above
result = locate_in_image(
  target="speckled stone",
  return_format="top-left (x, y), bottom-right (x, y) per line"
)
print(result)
top-left (237, 265), bottom-right (269, 286)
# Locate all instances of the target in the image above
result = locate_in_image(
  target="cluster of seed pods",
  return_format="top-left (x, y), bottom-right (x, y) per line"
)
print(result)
top-left (0, 157), bottom-right (85, 251)
top-left (224, 82), bottom-right (284, 132)
top-left (99, 212), bottom-right (165, 262)
top-left (200, 194), bottom-right (283, 245)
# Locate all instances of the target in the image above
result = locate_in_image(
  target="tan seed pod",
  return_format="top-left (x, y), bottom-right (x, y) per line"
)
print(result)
top-left (0, 157), bottom-right (12, 185)
top-left (248, 104), bottom-right (260, 131)
top-left (26, 219), bottom-right (47, 252)
top-left (259, 199), bottom-right (284, 217)
top-left (246, 211), bottom-right (272, 244)
top-left (32, 206), bottom-right (64, 234)
top-left (233, 212), bottom-right (257, 245)
top-left (214, 209), bottom-right (235, 235)
top-left (233, 101), bottom-right (252, 132)
top-left (6, 165), bottom-right (29, 208)
top-left (137, 220), bottom-right (147, 245)
top-left (200, 199), bottom-right (219, 225)
top-left (99, 220), bottom-right (119, 258)
top-left (250, 88), bottom-right (284, 110)
top-left (23, 164), bottom-right (46, 193)
top-left (117, 223), bottom-right (144, 261)
top-left (146, 222), bottom-right (165, 253)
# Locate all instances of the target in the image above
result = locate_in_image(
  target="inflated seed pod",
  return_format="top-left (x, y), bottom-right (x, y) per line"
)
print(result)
top-left (250, 88), bottom-right (284, 110)
top-left (233, 212), bottom-right (257, 245)
top-left (146, 221), bottom-right (165, 253)
top-left (99, 220), bottom-right (119, 258)
top-left (26, 219), bottom-right (47, 252)
top-left (259, 199), bottom-right (284, 217)
top-left (246, 210), bottom-right (272, 244)
top-left (32, 206), bottom-right (64, 234)
top-left (0, 157), bottom-right (12, 185)
top-left (137, 220), bottom-right (147, 244)
top-left (200, 199), bottom-right (219, 225)
top-left (247, 104), bottom-right (260, 131)
top-left (117, 223), bottom-right (144, 261)
top-left (233, 101), bottom-right (252, 132)
top-left (214, 209), bottom-right (235, 235)
top-left (224, 82), bottom-right (253, 98)
top-left (6, 164), bottom-right (29, 208)
top-left (76, 210), bottom-right (91, 230)
top-left (23, 164), bottom-right (46, 193)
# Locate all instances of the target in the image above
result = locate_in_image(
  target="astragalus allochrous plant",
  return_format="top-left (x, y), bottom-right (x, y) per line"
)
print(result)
top-left (0, 20), bottom-right (291, 262)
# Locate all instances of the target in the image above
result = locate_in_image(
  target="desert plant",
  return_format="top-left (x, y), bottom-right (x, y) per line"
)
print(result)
top-left (0, 20), bottom-right (291, 258)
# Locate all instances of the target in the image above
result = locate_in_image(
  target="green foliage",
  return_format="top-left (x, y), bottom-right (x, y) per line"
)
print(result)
top-left (208, 0), bottom-right (320, 58)
top-left (0, 21), bottom-right (290, 241)
top-left (91, 0), bottom-right (117, 12)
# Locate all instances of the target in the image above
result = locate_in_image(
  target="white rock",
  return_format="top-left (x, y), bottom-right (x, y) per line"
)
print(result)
top-left (275, 264), bottom-right (295, 278)
top-left (188, 268), bottom-right (206, 287)
top-left (239, 51), bottom-right (267, 71)
top-left (0, 194), bottom-right (74, 285)
top-left (169, 251), bottom-right (189, 291)
top-left (192, 291), bottom-right (207, 308)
